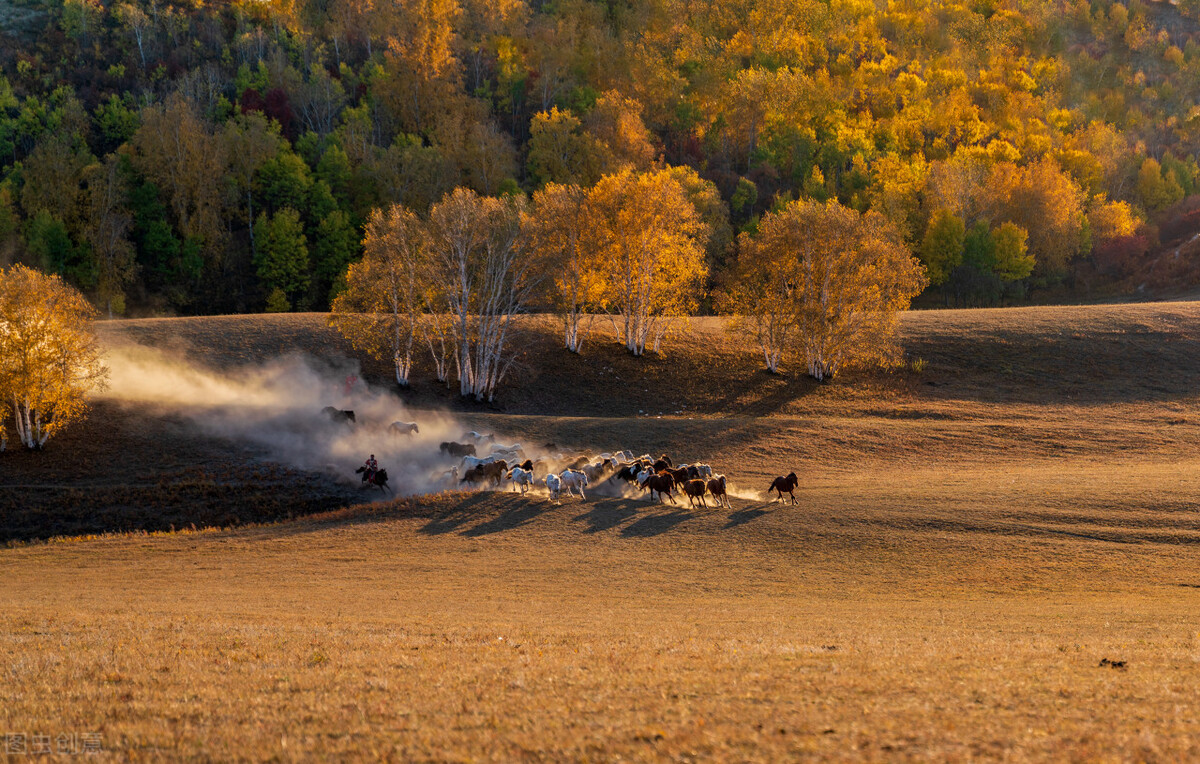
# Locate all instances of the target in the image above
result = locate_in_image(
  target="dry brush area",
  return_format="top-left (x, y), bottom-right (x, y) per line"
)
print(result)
top-left (3, 303), bottom-right (1200, 759)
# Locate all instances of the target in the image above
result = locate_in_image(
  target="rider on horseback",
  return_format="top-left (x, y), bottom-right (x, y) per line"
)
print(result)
top-left (363, 454), bottom-right (379, 484)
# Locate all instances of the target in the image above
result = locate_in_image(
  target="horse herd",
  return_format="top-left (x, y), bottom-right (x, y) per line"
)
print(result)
top-left (321, 408), bottom-right (801, 506)
top-left (437, 432), bottom-right (804, 508)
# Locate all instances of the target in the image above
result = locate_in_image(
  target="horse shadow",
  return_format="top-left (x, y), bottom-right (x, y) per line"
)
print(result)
top-left (461, 502), bottom-right (549, 536)
top-left (573, 501), bottom-right (641, 533)
top-left (724, 507), bottom-right (771, 529)
top-left (418, 493), bottom-right (499, 535)
top-left (620, 509), bottom-right (694, 537)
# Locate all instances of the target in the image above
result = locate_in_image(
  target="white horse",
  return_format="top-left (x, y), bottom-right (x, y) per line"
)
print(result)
top-left (389, 421), bottom-right (419, 436)
top-left (559, 469), bottom-right (589, 499)
top-left (462, 454), bottom-right (508, 470)
top-left (544, 473), bottom-right (562, 499)
top-left (505, 466), bottom-right (536, 495)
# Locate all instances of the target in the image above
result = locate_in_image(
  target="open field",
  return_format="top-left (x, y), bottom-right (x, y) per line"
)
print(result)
top-left (3, 303), bottom-right (1200, 759)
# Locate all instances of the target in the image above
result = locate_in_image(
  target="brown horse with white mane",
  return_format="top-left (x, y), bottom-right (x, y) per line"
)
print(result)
top-left (707, 475), bottom-right (729, 509)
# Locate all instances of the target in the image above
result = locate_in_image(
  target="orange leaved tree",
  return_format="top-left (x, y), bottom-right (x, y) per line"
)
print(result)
top-left (425, 188), bottom-right (545, 401)
top-left (330, 205), bottom-right (427, 387)
top-left (0, 265), bottom-right (108, 450)
top-left (587, 169), bottom-right (709, 356)
top-left (732, 200), bottom-right (927, 380)
top-left (526, 183), bottom-right (605, 353)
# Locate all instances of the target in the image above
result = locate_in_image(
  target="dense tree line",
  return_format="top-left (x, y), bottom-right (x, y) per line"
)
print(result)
top-left (0, 0), bottom-right (1199, 314)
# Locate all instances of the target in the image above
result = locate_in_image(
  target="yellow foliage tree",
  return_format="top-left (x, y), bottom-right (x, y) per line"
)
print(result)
top-left (982, 158), bottom-right (1089, 279)
top-left (527, 183), bottom-right (605, 352)
top-left (586, 169), bottom-right (710, 356)
top-left (330, 206), bottom-right (427, 386)
top-left (526, 108), bottom-right (605, 187)
top-left (584, 91), bottom-right (657, 173)
top-left (0, 265), bottom-right (108, 450)
top-left (735, 200), bottom-right (926, 380)
top-left (1087, 196), bottom-right (1141, 242)
top-left (425, 188), bottom-right (543, 400)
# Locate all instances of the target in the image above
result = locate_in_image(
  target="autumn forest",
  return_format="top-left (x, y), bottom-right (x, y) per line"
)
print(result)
top-left (0, 0), bottom-right (1198, 318)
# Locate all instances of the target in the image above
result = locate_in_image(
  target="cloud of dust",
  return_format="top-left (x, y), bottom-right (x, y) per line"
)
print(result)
top-left (101, 343), bottom-right (481, 497)
top-left (98, 343), bottom-right (653, 501)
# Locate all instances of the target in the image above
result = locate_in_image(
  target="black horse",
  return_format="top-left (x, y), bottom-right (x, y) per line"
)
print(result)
top-left (322, 406), bottom-right (356, 425)
top-left (355, 466), bottom-right (389, 492)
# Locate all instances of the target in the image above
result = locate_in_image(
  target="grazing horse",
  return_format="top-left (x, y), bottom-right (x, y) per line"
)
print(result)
top-left (322, 406), bottom-right (356, 424)
top-left (642, 473), bottom-right (676, 504)
top-left (355, 466), bottom-right (389, 492)
top-left (769, 472), bottom-right (799, 504)
top-left (707, 475), bottom-right (729, 509)
top-left (682, 478), bottom-right (708, 509)
top-left (441, 441), bottom-right (476, 458)
top-left (389, 421), bottom-right (419, 436)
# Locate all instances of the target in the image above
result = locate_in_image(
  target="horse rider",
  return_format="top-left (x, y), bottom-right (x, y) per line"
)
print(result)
top-left (363, 454), bottom-right (378, 483)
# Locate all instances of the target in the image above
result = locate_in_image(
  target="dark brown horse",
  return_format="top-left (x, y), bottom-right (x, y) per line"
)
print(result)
top-left (768, 472), bottom-right (799, 504)
top-left (355, 466), bottom-right (389, 493)
top-left (642, 473), bottom-right (676, 504)
top-left (440, 441), bottom-right (476, 458)
top-left (665, 467), bottom-right (690, 486)
top-left (461, 460), bottom-right (508, 487)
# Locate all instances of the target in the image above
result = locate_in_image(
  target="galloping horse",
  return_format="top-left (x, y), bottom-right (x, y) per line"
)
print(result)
top-left (768, 472), bottom-right (799, 504)
top-left (355, 466), bottom-right (390, 492)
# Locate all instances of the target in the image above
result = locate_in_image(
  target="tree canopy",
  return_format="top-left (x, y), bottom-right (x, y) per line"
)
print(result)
top-left (0, 0), bottom-right (1197, 312)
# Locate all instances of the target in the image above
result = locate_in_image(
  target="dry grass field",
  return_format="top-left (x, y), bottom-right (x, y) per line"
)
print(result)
top-left (3, 303), bottom-right (1200, 760)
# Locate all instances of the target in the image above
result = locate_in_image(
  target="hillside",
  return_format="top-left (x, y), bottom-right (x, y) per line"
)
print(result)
top-left (7, 0), bottom-right (1200, 314)
top-left (98, 302), bottom-right (1200, 415)
top-left (2, 302), bottom-right (1199, 541)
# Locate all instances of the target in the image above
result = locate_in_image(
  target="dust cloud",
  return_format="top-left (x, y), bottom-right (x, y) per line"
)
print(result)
top-left (99, 343), bottom-right (751, 503)
top-left (101, 343), bottom-right (471, 496)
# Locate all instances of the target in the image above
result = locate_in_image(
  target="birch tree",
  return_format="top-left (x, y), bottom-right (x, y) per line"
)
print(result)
top-left (527, 183), bottom-right (603, 353)
top-left (587, 169), bottom-right (709, 356)
top-left (0, 265), bottom-right (107, 450)
top-left (721, 249), bottom-right (799, 374)
top-left (746, 200), bottom-right (926, 381)
top-left (115, 3), bottom-right (152, 70)
top-left (426, 188), bottom-right (542, 401)
top-left (330, 205), bottom-right (426, 386)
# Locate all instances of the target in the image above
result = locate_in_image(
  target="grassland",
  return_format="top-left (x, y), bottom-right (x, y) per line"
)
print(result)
top-left (2, 303), bottom-right (1200, 759)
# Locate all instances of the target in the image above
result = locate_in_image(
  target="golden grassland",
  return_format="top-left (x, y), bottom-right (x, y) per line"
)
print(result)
top-left (4, 303), bottom-right (1200, 759)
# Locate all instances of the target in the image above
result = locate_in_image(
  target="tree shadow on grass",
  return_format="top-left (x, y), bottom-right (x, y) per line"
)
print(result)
top-left (620, 509), bottom-right (694, 537)
top-left (572, 500), bottom-right (641, 533)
